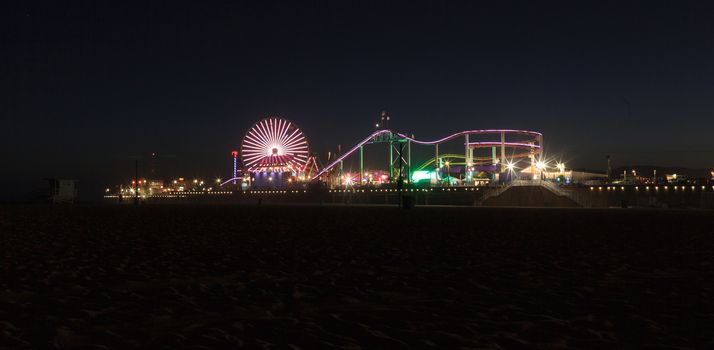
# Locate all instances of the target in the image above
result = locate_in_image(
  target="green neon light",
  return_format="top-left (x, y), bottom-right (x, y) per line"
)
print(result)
top-left (411, 170), bottom-right (434, 182)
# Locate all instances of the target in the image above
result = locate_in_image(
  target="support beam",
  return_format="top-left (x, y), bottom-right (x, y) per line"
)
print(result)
top-left (398, 142), bottom-right (404, 189)
top-left (465, 134), bottom-right (470, 166)
top-left (435, 144), bottom-right (439, 172)
top-left (389, 141), bottom-right (393, 180)
top-left (398, 142), bottom-right (404, 208)
top-left (538, 134), bottom-right (544, 161)
top-left (359, 145), bottom-right (364, 185)
top-left (500, 131), bottom-right (506, 172)
top-left (407, 139), bottom-right (411, 184)
top-left (529, 141), bottom-right (535, 178)
top-left (339, 159), bottom-right (343, 186)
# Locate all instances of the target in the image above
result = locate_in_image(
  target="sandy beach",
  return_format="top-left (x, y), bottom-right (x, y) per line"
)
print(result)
top-left (1, 204), bottom-right (712, 348)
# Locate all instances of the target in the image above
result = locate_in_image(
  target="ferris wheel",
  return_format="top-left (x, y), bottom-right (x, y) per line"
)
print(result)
top-left (241, 117), bottom-right (309, 172)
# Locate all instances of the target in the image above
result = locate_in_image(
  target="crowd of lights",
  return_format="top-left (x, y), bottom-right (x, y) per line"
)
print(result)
top-left (105, 184), bottom-right (714, 198)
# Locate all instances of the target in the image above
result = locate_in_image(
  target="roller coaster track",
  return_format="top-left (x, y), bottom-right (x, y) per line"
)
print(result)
top-left (413, 154), bottom-right (529, 172)
top-left (414, 154), bottom-right (465, 172)
top-left (312, 129), bottom-right (542, 180)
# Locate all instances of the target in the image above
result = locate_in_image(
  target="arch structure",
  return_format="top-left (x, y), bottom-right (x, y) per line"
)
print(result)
top-left (312, 129), bottom-right (542, 180)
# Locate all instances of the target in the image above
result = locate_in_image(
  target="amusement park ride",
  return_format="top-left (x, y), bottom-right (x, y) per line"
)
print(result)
top-left (105, 113), bottom-right (714, 210)
top-left (106, 114), bottom-right (714, 208)
top-left (220, 113), bottom-right (544, 189)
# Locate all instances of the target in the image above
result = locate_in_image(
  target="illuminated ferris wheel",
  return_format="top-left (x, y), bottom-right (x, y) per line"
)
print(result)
top-left (241, 117), bottom-right (309, 172)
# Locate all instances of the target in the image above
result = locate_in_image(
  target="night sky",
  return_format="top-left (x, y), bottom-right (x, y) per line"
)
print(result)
top-left (2, 1), bottom-right (714, 199)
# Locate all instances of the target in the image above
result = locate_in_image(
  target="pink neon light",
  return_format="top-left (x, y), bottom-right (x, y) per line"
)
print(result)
top-left (395, 129), bottom-right (542, 145)
top-left (241, 117), bottom-right (309, 171)
top-left (467, 141), bottom-right (541, 148)
top-left (311, 129), bottom-right (542, 180)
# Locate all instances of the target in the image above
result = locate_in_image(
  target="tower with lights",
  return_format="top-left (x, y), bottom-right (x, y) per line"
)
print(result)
top-left (231, 150), bottom-right (239, 184)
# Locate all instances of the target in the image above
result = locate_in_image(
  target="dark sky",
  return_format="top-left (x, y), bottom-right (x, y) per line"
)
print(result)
top-left (2, 1), bottom-right (714, 199)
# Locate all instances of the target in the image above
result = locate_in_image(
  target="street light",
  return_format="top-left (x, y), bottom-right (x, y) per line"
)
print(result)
top-left (557, 163), bottom-right (565, 173)
top-left (535, 161), bottom-right (547, 180)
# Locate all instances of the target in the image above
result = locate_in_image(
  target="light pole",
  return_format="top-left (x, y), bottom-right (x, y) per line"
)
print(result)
top-left (506, 161), bottom-right (515, 183)
top-left (232, 151), bottom-right (238, 185)
top-left (536, 161), bottom-right (546, 181)
top-left (557, 163), bottom-right (565, 173)
top-left (445, 161), bottom-right (451, 185)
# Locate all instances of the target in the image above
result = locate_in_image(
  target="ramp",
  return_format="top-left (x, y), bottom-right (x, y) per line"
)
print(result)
top-left (480, 181), bottom-right (584, 207)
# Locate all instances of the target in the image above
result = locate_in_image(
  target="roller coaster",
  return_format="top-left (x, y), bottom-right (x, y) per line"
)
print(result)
top-left (221, 117), bottom-right (543, 187)
top-left (312, 128), bottom-right (543, 183)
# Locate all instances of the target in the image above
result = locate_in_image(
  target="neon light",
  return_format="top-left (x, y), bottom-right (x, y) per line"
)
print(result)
top-left (411, 170), bottom-right (435, 182)
top-left (241, 117), bottom-right (309, 172)
top-left (312, 129), bottom-right (543, 180)
top-left (467, 141), bottom-right (542, 148)
top-left (232, 150), bottom-right (238, 184)
top-left (397, 129), bottom-right (542, 146)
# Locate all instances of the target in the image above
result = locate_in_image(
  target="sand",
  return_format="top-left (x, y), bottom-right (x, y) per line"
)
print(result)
top-left (1, 204), bottom-right (713, 348)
